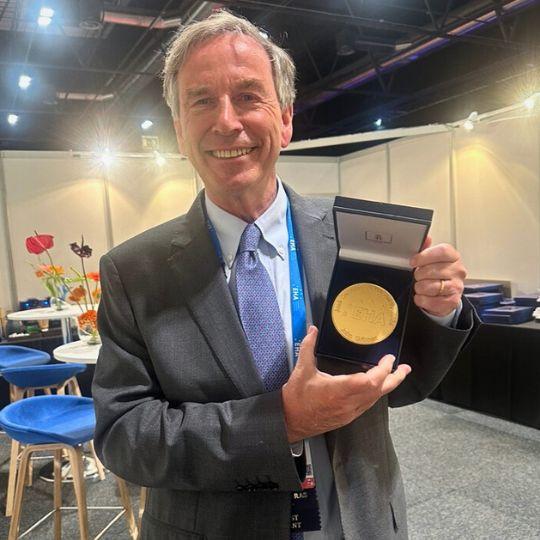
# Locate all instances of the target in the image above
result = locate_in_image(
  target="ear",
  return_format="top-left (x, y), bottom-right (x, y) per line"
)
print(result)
top-left (173, 118), bottom-right (185, 155)
top-left (280, 105), bottom-right (294, 149)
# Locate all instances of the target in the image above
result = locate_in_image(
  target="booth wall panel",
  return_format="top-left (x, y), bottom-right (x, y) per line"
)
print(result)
top-left (277, 156), bottom-right (338, 196)
top-left (339, 146), bottom-right (388, 201)
top-left (0, 158), bottom-right (14, 311)
top-left (107, 157), bottom-right (197, 246)
top-left (389, 132), bottom-right (453, 245)
top-left (454, 118), bottom-right (540, 294)
top-left (3, 152), bottom-right (108, 303)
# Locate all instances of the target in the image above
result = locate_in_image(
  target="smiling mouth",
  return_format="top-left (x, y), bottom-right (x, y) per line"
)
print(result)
top-left (210, 147), bottom-right (255, 159)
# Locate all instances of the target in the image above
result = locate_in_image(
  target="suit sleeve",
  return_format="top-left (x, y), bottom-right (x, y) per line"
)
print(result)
top-left (92, 253), bottom-right (303, 492)
top-left (389, 297), bottom-right (480, 407)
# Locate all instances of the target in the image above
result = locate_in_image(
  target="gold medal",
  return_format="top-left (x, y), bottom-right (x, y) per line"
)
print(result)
top-left (331, 283), bottom-right (398, 345)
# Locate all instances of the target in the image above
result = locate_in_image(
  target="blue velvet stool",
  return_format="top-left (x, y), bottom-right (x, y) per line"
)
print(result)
top-left (0, 395), bottom-right (138, 540)
top-left (0, 345), bottom-right (50, 370)
top-left (0, 362), bottom-right (100, 517)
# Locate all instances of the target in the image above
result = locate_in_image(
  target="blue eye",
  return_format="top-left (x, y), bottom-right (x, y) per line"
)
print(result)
top-left (239, 94), bottom-right (255, 102)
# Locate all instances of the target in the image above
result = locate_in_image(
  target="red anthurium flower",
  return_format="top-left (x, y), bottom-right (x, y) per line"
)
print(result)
top-left (26, 234), bottom-right (54, 255)
top-left (86, 271), bottom-right (100, 282)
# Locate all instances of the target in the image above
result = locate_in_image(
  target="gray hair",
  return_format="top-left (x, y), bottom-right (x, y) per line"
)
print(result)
top-left (162, 10), bottom-right (296, 119)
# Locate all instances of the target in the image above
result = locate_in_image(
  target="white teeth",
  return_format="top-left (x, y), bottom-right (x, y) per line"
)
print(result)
top-left (211, 147), bottom-right (254, 159)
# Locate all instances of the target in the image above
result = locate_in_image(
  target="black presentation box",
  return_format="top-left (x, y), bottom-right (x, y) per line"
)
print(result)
top-left (316, 196), bottom-right (433, 372)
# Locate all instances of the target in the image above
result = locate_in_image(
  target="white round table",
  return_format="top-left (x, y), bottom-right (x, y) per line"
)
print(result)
top-left (53, 340), bottom-right (100, 364)
top-left (7, 304), bottom-right (83, 343)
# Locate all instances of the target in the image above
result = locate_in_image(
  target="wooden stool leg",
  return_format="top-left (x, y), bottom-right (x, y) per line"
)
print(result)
top-left (66, 445), bottom-right (89, 540)
top-left (54, 449), bottom-right (63, 540)
top-left (115, 476), bottom-right (138, 539)
top-left (139, 487), bottom-right (147, 532)
top-left (88, 440), bottom-right (106, 480)
top-left (5, 438), bottom-right (20, 516)
top-left (67, 378), bottom-right (82, 397)
top-left (8, 446), bottom-right (33, 540)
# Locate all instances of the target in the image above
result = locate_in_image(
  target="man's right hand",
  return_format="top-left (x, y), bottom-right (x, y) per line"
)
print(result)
top-left (281, 326), bottom-right (412, 443)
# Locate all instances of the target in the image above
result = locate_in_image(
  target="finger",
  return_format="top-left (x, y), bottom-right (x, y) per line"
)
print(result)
top-left (380, 364), bottom-right (411, 394)
top-left (420, 235), bottom-right (432, 252)
top-left (342, 355), bottom-right (395, 395)
top-left (414, 278), bottom-right (461, 297)
top-left (413, 293), bottom-right (461, 317)
top-left (410, 243), bottom-right (459, 268)
top-left (414, 260), bottom-right (466, 282)
top-left (365, 354), bottom-right (396, 387)
top-left (294, 325), bottom-right (318, 374)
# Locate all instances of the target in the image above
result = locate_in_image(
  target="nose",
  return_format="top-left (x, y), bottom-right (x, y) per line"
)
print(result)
top-left (212, 96), bottom-right (242, 136)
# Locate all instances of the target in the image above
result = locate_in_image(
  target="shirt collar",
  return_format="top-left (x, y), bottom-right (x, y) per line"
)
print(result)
top-left (205, 179), bottom-right (289, 269)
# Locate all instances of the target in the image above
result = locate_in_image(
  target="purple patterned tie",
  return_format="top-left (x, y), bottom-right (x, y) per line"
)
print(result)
top-left (235, 223), bottom-right (289, 391)
top-left (235, 223), bottom-right (306, 540)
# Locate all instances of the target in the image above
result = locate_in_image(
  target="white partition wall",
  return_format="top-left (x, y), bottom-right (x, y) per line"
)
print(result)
top-left (337, 114), bottom-right (540, 294)
top-left (1, 114), bottom-right (539, 312)
top-left (339, 145), bottom-right (388, 202)
top-left (389, 132), bottom-right (453, 245)
top-left (0, 151), bottom-right (198, 310)
top-left (454, 117), bottom-right (540, 294)
top-left (3, 152), bottom-right (109, 305)
top-left (276, 156), bottom-right (339, 196)
top-left (107, 156), bottom-right (197, 246)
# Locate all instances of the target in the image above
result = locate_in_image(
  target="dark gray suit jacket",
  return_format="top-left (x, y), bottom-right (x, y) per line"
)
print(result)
top-left (92, 186), bottom-right (476, 540)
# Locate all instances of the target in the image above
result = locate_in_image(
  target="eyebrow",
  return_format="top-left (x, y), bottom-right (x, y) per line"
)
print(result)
top-left (184, 78), bottom-right (267, 101)
top-left (185, 86), bottom-right (212, 101)
top-left (235, 78), bottom-right (266, 93)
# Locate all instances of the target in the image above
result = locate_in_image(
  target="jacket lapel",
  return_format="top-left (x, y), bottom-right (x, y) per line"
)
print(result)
top-left (167, 193), bottom-right (265, 398)
top-left (286, 186), bottom-right (337, 328)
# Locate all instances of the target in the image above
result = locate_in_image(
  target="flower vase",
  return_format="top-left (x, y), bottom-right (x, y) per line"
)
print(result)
top-left (49, 296), bottom-right (66, 311)
top-left (76, 309), bottom-right (101, 345)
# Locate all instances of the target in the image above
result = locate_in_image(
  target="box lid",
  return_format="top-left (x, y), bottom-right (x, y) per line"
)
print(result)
top-left (333, 196), bottom-right (433, 270)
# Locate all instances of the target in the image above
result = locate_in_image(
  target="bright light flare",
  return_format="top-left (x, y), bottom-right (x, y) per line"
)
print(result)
top-left (40, 6), bottom-right (54, 18)
top-left (99, 148), bottom-right (114, 167)
top-left (374, 118), bottom-right (383, 128)
top-left (524, 93), bottom-right (539, 111)
top-left (37, 7), bottom-right (54, 27)
top-left (154, 151), bottom-right (166, 166)
top-left (463, 111), bottom-right (478, 131)
top-left (18, 75), bottom-right (32, 90)
top-left (141, 120), bottom-right (153, 130)
top-left (7, 114), bottom-right (19, 126)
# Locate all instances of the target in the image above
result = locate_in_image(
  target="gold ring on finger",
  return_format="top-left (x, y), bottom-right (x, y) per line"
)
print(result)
top-left (438, 279), bottom-right (447, 296)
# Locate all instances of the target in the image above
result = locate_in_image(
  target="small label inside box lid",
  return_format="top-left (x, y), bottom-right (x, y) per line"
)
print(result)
top-left (336, 210), bottom-right (429, 270)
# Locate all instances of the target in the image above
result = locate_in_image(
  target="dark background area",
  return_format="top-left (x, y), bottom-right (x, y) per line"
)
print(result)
top-left (1, 0), bottom-right (539, 155)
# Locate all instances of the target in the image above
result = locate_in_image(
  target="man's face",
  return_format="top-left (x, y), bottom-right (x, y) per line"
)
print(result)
top-left (174, 33), bottom-right (293, 201)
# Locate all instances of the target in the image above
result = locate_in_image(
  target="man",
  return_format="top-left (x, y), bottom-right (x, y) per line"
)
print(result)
top-left (93, 10), bottom-right (475, 540)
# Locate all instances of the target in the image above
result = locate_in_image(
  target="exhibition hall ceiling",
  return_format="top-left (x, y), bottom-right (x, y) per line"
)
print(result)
top-left (0, 0), bottom-right (539, 153)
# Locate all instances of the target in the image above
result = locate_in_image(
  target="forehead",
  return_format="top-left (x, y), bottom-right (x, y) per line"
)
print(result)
top-left (178, 33), bottom-right (274, 91)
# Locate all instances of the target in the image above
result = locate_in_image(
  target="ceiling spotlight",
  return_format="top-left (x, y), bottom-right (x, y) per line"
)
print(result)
top-left (7, 114), bottom-right (19, 126)
top-left (374, 118), bottom-right (383, 128)
top-left (154, 151), bottom-right (166, 167)
top-left (141, 119), bottom-right (153, 130)
top-left (37, 6), bottom-right (54, 27)
top-left (524, 93), bottom-right (539, 111)
top-left (18, 75), bottom-right (32, 90)
top-left (463, 111), bottom-right (478, 131)
top-left (40, 6), bottom-right (55, 18)
top-left (336, 26), bottom-right (359, 57)
top-left (99, 148), bottom-right (114, 167)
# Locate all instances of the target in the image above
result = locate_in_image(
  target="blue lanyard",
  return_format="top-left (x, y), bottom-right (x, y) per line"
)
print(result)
top-left (286, 203), bottom-right (307, 366)
top-left (206, 201), bottom-right (307, 366)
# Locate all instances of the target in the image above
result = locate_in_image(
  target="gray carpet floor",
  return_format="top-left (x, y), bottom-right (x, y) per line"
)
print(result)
top-left (0, 399), bottom-right (538, 539)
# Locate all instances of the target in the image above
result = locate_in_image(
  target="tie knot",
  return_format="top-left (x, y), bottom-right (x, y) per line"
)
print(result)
top-left (238, 223), bottom-right (261, 253)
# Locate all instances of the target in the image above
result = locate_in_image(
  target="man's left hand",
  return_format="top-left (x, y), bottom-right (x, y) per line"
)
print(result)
top-left (409, 236), bottom-right (467, 318)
